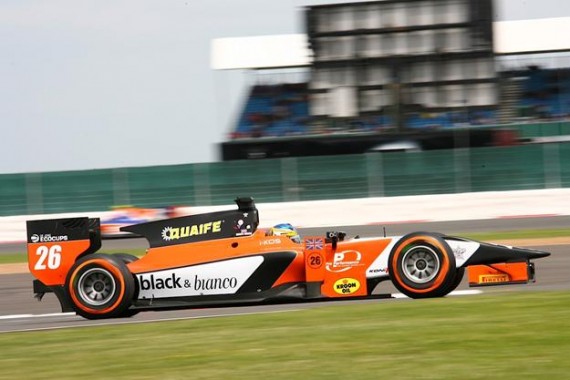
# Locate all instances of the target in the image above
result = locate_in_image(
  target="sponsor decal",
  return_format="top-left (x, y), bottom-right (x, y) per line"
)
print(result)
top-left (452, 246), bottom-right (466, 261)
top-left (445, 240), bottom-right (480, 267)
top-left (305, 238), bottom-right (324, 250)
top-left (140, 273), bottom-right (183, 290)
top-left (30, 233), bottom-right (68, 243)
top-left (479, 274), bottom-right (510, 283)
top-left (260, 238), bottom-right (282, 245)
top-left (368, 268), bottom-right (389, 274)
top-left (333, 278), bottom-right (361, 295)
top-left (136, 256), bottom-right (264, 299)
top-left (161, 220), bottom-right (222, 241)
top-left (139, 274), bottom-right (238, 291)
top-left (307, 252), bottom-right (323, 269)
top-left (195, 276), bottom-right (238, 291)
top-left (234, 218), bottom-right (252, 236)
top-left (326, 250), bottom-right (362, 273)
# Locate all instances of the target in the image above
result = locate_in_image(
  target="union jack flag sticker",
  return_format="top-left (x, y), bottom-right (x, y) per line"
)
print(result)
top-left (305, 238), bottom-right (324, 250)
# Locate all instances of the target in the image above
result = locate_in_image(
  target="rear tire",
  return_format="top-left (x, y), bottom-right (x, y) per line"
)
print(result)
top-left (66, 254), bottom-right (135, 320)
top-left (112, 253), bottom-right (140, 264)
top-left (388, 232), bottom-right (457, 299)
top-left (111, 253), bottom-right (141, 317)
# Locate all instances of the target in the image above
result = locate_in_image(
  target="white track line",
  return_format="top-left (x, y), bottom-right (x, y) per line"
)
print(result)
top-left (0, 312), bottom-right (75, 320)
top-left (0, 309), bottom-right (301, 334)
top-left (0, 289), bottom-right (483, 322)
top-left (392, 289), bottom-right (483, 299)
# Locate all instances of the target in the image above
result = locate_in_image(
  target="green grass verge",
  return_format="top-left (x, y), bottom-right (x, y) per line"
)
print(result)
top-left (1, 292), bottom-right (570, 379)
top-left (0, 253), bottom-right (26, 264)
top-left (0, 249), bottom-right (147, 264)
top-left (1, 229), bottom-right (568, 264)
top-left (461, 228), bottom-right (570, 241)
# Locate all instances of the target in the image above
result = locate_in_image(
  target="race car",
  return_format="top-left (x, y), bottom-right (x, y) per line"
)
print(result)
top-left (27, 197), bottom-right (550, 320)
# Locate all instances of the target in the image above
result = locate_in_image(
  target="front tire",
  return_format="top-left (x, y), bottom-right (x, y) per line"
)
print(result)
top-left (441, 267), bottom-right (465, 296)
top-left (66, 254), bottom-right (135, 319)
top-left (388, 232), bottom-right (457, 299)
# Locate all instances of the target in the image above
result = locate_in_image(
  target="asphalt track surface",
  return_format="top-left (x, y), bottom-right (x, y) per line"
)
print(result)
top-left (1, 217), bottom-right (568, 333)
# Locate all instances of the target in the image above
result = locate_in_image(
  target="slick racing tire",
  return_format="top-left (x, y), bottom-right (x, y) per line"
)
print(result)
top-left (118, 309), bottom-right (141, 318)
top-left (112, 253), bottom-right (140, 264)
top-left (111, 253), bottom-right (141, 316)
top-left (441, 267), bottom-right (465, 296)
top-left (66, 254), bottom-right (136, 320)
top-left (388, 232), bottom-right (457, 299)
top-left (426, 267), bottom-right (465, 298)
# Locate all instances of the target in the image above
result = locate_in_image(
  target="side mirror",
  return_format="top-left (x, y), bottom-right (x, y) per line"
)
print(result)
top-left (325, 231), bottom-right (346, 250)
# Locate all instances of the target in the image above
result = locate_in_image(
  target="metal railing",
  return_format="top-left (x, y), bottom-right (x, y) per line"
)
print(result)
top-left (1, 142), bottom-right (569, 216)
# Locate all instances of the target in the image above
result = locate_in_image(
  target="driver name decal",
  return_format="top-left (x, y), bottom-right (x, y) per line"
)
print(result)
top-left (136, 256), bottom-right (264, 299)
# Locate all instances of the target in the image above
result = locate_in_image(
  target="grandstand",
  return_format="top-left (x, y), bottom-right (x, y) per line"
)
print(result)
top-left (232, 83), bottom-right (310, 139)
top-left (496, 65), bottom-right (570, 122)
top-left (213, 0), bottom-right (570, 160)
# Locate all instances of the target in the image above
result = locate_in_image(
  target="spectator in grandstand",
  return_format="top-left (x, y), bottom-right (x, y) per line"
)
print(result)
top-left (247, 113), bottom-right (268, 138)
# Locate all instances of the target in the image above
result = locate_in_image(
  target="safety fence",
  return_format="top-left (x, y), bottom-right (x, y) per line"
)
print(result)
top-left (505, 121), bottom-right (570, 139)
top-left (1, 143), bottom-right (569, 216)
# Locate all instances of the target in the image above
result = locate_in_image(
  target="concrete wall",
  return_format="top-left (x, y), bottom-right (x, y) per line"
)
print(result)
top-left (2, 188), bottom-right (570, 243)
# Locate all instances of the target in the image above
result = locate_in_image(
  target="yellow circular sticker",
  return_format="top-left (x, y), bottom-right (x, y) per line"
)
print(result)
top-left (333, 278), bottom-right (360, 295)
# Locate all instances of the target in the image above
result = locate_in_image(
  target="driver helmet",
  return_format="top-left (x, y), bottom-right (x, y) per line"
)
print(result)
top-left (267, 223), bottom-right (301, 243)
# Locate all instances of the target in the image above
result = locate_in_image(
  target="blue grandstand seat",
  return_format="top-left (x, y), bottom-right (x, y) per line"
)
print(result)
top-left (234, 83), bottom-right (310, 138)
top-left (517, 67), bottom-right (570, 119)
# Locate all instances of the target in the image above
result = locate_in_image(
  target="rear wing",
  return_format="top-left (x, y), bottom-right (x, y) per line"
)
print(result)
top-left (120, 197), bottom-right (260, 248)
top-left (27, 217), bottom-right (102, 286)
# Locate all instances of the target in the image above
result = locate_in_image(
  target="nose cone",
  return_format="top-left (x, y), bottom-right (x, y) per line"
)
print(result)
top-left (517, 247), bottom-right (550, 260)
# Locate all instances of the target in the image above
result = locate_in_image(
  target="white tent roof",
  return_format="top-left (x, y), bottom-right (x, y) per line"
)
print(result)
top-left (211, 18), bottom-right (570, 70)
top-left (211, 34), bottom-right (311, 70)
top-left (493, 17), bottom-right (570, 55)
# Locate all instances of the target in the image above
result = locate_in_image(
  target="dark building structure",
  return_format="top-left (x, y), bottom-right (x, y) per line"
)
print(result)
top-left (305, 0), bottom-right (496, 126)
top-left (221, 0), bottom-right (504, 161)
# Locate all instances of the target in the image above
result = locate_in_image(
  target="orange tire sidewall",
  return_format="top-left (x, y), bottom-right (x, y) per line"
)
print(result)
top-left (68, 259), bottom-right (126, 315)
top-left (390, 236), bottom-right (451, 294)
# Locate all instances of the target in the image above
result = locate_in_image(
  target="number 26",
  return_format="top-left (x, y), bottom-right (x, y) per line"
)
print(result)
top-left (34, 245), bottom-right (62, 270)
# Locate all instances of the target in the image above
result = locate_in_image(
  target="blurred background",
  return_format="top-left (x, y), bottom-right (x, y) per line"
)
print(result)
top-left (1, 0), bottom-right (570, 216)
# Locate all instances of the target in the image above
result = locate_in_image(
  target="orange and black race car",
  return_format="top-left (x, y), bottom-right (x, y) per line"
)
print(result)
top-left (27, 197), bottom-right (550, 320)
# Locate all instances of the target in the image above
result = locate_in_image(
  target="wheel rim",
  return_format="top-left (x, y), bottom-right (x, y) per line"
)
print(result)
top-left (401, 245), bottom-right (440, 284)
top-left (77, 268), bottom-right (117, 306)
